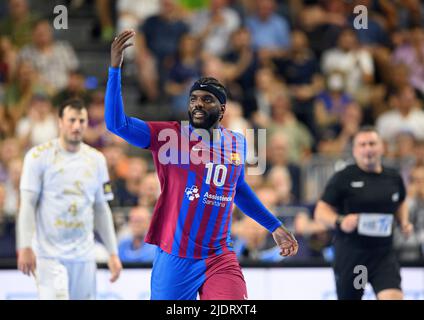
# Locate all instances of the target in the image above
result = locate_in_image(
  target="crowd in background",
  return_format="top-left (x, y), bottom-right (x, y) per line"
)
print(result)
top-left (1, 0), bottom-right (424, 264)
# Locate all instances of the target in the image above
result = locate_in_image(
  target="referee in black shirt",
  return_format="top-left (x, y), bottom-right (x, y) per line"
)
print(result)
top-left (315, 126), bottom-right (413, 300)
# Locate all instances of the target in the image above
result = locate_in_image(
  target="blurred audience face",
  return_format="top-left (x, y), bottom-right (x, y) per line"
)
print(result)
top-left (255, 67), bottom-right (275, 91)
top-left (0, 138), bottom-right (21, 164)
top-left (33, 21), bottom-right (53, 48)
top-left (88, 91), bottom-right (105, 121)
top-left (231, 28), bottom-right (251, 51)
top-left (338, 29), bottom-right (357, 51)
top-left (353, 130), bottom-right (384, 170)
top-left (16, 60), bottom-right (35, 84)
top-left (410, 166), bottom-right (424, 199)
top-left (7, 157), bottom-right (23, 187)
top-left (210, 0), bottom-right (228, 11)
top-left (59, 106), bottom-right (88, 146)
top-left (256, 187), bottom-right (278, 208)
top-left (395, 132), bottom-right (416, 159)
top-left (291, 30), bottom-right (309, 53)
top-left (395, 86), bottom-right (418, 114)
top-left (267, 166), bottom-right (292, 203)
top-left (256, 0), bottom-right (276, 20)
top-left (126, 158), bottom-right (148, 182)
top-left (139, 173), bottom-right (160, 204)
top-left (179, 34), bottom-right (198, 57)
top-left (268, 132), bottom-right (289, 165)
top-left (9, 0), bottom-right (28, 20)
top-left (129, 207), bottom-right (151, 238)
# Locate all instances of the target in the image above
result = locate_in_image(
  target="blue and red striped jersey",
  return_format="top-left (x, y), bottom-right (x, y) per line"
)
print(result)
top-left (145, 121), bottom-right (245, 258)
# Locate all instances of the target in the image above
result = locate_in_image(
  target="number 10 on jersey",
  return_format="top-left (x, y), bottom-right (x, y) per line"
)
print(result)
top-left (205, 163), bottom-right (227, 187)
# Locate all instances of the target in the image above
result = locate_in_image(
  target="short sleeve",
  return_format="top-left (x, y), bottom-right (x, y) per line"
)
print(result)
top-left (20, 147), bottom-right (44, 194)
top-left (320, 171), bottom-right (345, 210)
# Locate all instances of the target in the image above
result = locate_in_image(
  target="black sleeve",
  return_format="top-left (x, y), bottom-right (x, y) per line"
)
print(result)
top-left (320, 171), bottom-right (345, 210)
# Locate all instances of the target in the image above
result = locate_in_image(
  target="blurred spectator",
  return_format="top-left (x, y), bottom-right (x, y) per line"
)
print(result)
top-left (2, 157), bottom-right (22, 218)
top-left (258, 92), bottom-right (313, 164)
top-left (118, 206), bottom-right (156, 263)
top-left (190, 0), bottom-right (241, 57)
top-left (246, 0), bottom-right (291, 64)
top-left (4, 60), bottom-right (43, 122)
top-left (52, 69), bottom-right (91, 108)
top-left (116, 0), bottom-right (160, 60)
top-left (136, 0), bottom-right (189, 102)
top-left (112, 157), bottom-right (148, 208)
top-left (102, 143), bottom-right (129, 182)
top-left (394, 165), bottom-right (424, 261)
top-left (138, 172), bottom-right (161, 209)
top-left (273, 29), bottom-right (323, 134)
top-left (321, 28), bottom-right (374, 105)
top-left (222, 27), bottom-right (259, 117)
top-left (84, 90), bottom-right (110, 149)
top-left (15, 93), bottom-right (58, 149)
top-left (251, 66), bottom-right (286, 120)
top-left (0, 102), bottom-right (15, 140)
top-left (0, 36), bottom-right (18, 85)
top-left (164, 34), bottom-right (202, 119)
top-left (392, 27), bottom-right (424, 96)
top-left (266, 134), bottom-right (302, 202)
top-left (318, 102), bottom-right (363, 158)
top-left (19, 19), bottom-right (79, 93)
top-left (376, 86), bottom-right (424, 144)
top-left (232, 215), bottom-right (283, 262)
top-left (0, 183), bottom-right (16, 259)
top-left (0, 137), bottom-right (22, 183)
top-left (314, 71), bottom-right (352, 134)
top-left (0, 0), bottom-right (38, 49)
top-left (297, 0), bottom-right (348, 56)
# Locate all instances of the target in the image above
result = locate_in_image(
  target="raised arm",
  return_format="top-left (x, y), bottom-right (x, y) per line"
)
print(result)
top-left (105, 30), bottom-right (151, 148)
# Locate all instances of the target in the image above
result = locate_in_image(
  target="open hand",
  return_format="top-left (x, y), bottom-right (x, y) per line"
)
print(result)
top-left (111, 30), bottom-right (135, 68)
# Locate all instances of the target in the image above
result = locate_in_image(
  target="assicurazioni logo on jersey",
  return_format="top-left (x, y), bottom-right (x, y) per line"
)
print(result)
top-left (185, 185), bottom-right (232, 207)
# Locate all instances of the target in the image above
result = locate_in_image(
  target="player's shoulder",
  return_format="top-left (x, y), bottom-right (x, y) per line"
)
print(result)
top-left (81, 143), bottom-right (106, 161)
top-left (329, 163), bottom-right (357, 181)
top-left (382, 166), bottom-right (402, 179)
top-left (147, 121), bottom-right (181, 133)
top-left (26, 139), bottom-right (56, 160)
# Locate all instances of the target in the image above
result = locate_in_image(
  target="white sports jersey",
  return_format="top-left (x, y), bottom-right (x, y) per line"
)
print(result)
top-left (20, 139), bottom-right (113, 261)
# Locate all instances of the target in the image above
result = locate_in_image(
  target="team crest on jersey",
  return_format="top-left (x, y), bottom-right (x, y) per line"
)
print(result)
top-left (185, 185), bottom-right (200, 201)
top-left (231, 153), bottom-right (241, 166)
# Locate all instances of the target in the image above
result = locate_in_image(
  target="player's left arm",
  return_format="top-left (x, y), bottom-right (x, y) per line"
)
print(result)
top-left (93, 200), bottom-right (122, 282)
top-left (234, 169), bottom-right (298, 257)
top-left (395, 200), bottom-right (413, 238)
top-left (93, 155), bottom-right (122, 282)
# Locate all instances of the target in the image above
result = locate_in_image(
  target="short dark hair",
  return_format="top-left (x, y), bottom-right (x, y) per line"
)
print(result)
top-left (58, 98), bottom-right (86, 118)
top-left (353, 126), bottom-right (380, 143)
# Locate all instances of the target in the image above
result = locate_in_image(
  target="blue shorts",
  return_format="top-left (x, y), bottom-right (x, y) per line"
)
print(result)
top-left (151, 247), bottom-right (247, 300)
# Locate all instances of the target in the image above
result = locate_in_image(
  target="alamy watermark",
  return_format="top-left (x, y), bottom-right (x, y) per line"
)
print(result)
top-left (53, 5), bottom-right (68, 30)
top-left (353, 5), bottom-right (368, 30)
top-left (156, 121), bottom-right (266, 176)
top-left (353, 265), bottom-right (368, 290)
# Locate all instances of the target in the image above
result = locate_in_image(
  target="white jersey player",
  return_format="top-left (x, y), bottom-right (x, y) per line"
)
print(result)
top-left (17, 99), bottom-right (122, 300)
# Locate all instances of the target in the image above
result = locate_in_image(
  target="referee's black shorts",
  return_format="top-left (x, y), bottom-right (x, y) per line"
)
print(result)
top-left (333, 242), bottom-right (401, 300)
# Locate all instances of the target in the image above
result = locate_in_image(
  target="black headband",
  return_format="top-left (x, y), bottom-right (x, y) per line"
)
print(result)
top-left (189, 82), bottom-right (226, 105)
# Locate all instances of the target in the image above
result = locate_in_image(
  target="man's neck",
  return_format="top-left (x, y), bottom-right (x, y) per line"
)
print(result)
top-left (59, 137), bottom-right (80, 153)
top-left (357, 162), bottom-right (382, 173)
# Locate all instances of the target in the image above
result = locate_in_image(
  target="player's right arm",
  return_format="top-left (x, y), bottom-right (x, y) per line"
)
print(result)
top-left (105, 30), bottom-right (151, 149)
top-left (314, 172), bottom-right (358, 233)
top-left (17, 149), bottom-right (43, 277)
